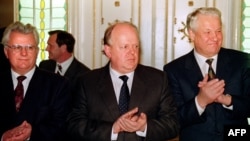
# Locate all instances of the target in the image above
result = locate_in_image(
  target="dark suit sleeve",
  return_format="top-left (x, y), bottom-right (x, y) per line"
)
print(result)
top-left (66, 76), bottom-right (113, 141)
top-left (144, 71), bottom-right (180, 140)
top-left (164, 65), bottom-right (204, 127)
top-left (228, 53), bottom-right (250, 119)
top-left (66, 76), bottom-right (90, 140)
top-left (30, 74), bottom-right (72, 141)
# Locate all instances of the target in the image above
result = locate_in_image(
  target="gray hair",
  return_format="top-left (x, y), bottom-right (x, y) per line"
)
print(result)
top-left (1, 21), bottom-right (39, 46)
top-left (186, 7), bottom-right (222, 31)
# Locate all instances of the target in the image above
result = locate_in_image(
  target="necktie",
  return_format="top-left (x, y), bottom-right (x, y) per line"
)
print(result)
top-left (57, 64), bottom-right (62, 75)
top-left (15, 76), bottom-right (26, 112)
top-left (206, 59), bottom-right (216, 81)
top-left (119, 75), bottom-right (130, 115)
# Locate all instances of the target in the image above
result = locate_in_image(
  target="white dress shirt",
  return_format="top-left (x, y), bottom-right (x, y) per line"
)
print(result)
top-left (109, 65), bottom-right (147, 140)
top-left (11, 67), bottom-right (35, 97)
top-left (193, 50), bottom-right (232, 115)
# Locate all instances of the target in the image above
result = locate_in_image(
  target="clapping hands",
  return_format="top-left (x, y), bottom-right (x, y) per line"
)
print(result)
top-left (2, 120), bottom-right (31, 141)
top-left (113, 107), bottom-right (147, 133)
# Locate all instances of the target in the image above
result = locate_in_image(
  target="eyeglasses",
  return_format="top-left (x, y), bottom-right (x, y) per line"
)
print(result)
top-left (5, 44), bottom-right (37, 53)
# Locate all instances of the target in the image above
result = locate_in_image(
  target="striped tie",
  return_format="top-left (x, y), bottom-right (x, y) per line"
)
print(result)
top-left (206, 59), bottom-right (216, 81)
top-left (15, 76), bottom-right (26, 112)
top-left (57, 64), bottom-right (62, 75)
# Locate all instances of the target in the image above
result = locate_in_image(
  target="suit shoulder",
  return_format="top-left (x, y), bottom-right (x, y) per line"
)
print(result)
top-left (39, 59), bottom-right (56, 67)
top-left (221, 48), bottom-right (250, 62)
top-left (221, 48), bottom-right (248, 55)
top-left (77, 66), bottom-right (104, 80)
top-left (36, 68), bottom-right (68, 82)
top-left (39, 59), bottom-right (56, 64)
top-left (137, 64), bottom-right (163, 73)
top-left (164, 53), bottom-right (190, 70)
top-left (136, 64), bottom-right (166, 79)
top-left (73, 59), bottom-right (91, 71)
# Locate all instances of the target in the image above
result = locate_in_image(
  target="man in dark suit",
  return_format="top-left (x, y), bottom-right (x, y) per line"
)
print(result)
top-left (164, 7), bottom-right (250, 141)
top-left (39, 30), bottom-right (90, 90)
top-left (0, 21), bottom-right (71, 141)
top-left (66, 21), bottom-right (179, 141)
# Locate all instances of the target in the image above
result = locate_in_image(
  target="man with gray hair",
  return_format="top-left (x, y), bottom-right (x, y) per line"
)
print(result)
top-left (164, 7), bottom-right (250, 141)
top-left (0, 21), bottom-right (71, 141)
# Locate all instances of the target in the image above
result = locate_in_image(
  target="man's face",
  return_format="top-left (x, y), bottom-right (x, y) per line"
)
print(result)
top-left (4, 31), bottom-right (38, 75)
top-left (104, 24), bottom-right (139, 74)
top-left (46, 34), bottom-right (62, 61)
top-left (189, 14), bottom-right (223, 57)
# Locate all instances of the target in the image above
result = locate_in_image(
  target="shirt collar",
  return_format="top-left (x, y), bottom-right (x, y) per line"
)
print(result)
top-left (57, 55), bottom-right (74, 73)
top-left (11, 66), bottom-right (36, 80)
top-left (109, 64), bottom-right (134, 80)
top-left (193, 49), bottom-right (218, 76)
top-left (11, 66), bottom-right (36, 95)
top-left (193, 49), bottom-right (218, 63)
top-left (109, 64), bottom-right (135, 89)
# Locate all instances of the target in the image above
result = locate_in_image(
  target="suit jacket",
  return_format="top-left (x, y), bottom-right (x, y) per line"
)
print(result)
top-left (67, 64), bottom-right (179, 141)
top-left (39, 58), bottom-right (90, 91)
top-left (164, 48), bottom-right (250, 141)
top-left (0, 67), bottom-right (71, 141)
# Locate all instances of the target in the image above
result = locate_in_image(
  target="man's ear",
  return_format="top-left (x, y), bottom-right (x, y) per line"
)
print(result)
top-left (188, 29), bottom-right (195, 42)
top-left (103, 45), bottom-right (111, 58)
top-left (4, 47), bottom-right (9, 59)
top-left (60, 44), bottom-right (67, 52)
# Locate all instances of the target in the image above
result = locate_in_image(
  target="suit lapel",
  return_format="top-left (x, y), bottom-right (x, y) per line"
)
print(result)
top-left (216, 48), bottom-right (230, 79)
top-left (20, 68), bottom-right (41, 115)
top-left (64, 58), bottom-right (77, 78)
top-left (98, 65), bottom-right (121, 120)
top-left (184, 50), bottom-right (204, 83)
top-left (129, 65), bottom-right (146, 110)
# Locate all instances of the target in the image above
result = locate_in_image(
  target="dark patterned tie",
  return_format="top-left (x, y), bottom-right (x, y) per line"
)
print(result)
top-left (119, 75), bottom-right (130, 115)
top-left (206, 59), bottom-right (216, 81)
top-left (15, 76), bottom-right (26, 112)
top-left (57, 64), bottom-right (62, 75)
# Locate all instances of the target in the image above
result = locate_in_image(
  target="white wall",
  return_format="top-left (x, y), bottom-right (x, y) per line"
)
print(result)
top-left (68, 0), bottom-right (241, 70)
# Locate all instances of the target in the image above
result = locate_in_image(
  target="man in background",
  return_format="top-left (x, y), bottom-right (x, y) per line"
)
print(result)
top-left (39, 30), bottom-right (90, 90)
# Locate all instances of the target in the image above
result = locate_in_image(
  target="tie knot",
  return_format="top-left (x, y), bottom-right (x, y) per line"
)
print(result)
top-left (57, 64), bottom-right (62, 72)
top-left (17, 76), bottom-right (26, 82)
top-left (119, 75), bottom-right (128, 82)
top-left (206, 58), bottom-right (214, 66)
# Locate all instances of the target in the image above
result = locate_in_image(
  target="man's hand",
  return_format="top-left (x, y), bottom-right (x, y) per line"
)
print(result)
top-left (112, 107), bottom-right (147, 133)
top-left (197, 74), bottom-right (225, 108)
top-left (215, 94), bottom-right (232, 106)
top-left (2, 120), bottom-right (32, 141)
top-left (120, 112), bottom-right (147, 132)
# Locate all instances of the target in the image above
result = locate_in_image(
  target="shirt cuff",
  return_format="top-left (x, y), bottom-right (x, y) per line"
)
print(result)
top-left (111, 127), bottom-right (118, 141)
top-left (223, 94), bottom-right (233, 109)
top-left (111, 124), bottom-right (147, 140)
top-left (136, 124), bottom-right (147, 137)
top-left (195, 96), bottom-right (205, 115)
